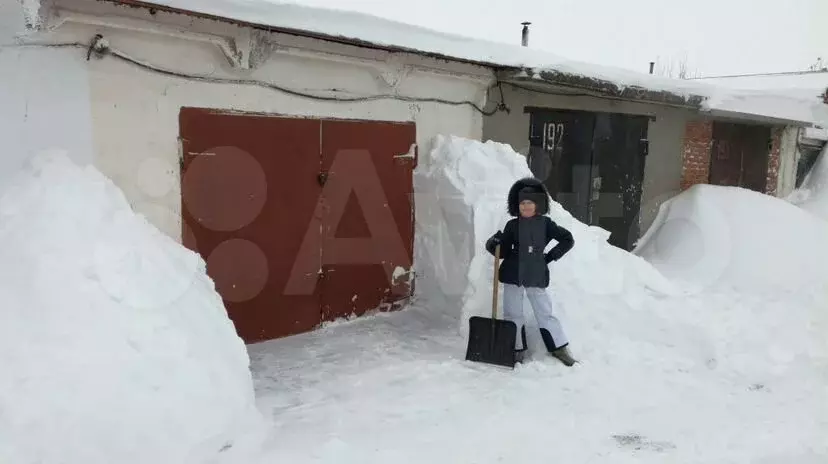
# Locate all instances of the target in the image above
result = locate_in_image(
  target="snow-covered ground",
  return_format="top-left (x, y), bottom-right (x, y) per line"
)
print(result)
top-left (2, 138), bottom-right (826, 463)
top-left (246, 136), bottom-right (828, 463)
top-left (249, 293), bottom-right (827, 463)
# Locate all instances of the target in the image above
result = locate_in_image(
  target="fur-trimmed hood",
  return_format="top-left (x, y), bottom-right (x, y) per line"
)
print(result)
top-left (507, 177), bottom-right (550, 217)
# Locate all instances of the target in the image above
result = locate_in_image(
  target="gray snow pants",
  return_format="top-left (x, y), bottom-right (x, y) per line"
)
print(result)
top-left (502, 283), bottom-right (569, 352)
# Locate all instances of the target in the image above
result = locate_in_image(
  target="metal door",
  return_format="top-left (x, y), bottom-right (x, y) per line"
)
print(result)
top-left (710, 122), bottom-right (770, 193)
top-left (528, 109), bottom-right (649, 250)
top-left (179, 108), bottom-right (322, 343)
top-left (527, 110), bottom-right (596, 224)
top-left (318, 120), bottom-right (416, 322)
top-left (740, 124), bottom-right (770, 192)
top-left (593, 113), bottom-right (649, 250)
top-left (710, 122), bottom-right (743, 187)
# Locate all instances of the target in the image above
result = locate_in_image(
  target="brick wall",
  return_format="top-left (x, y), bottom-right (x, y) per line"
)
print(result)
top-left (680, 120), bottom-right (713, 190)
top-left (765, 127), bottom-right (782, 196)
top-left (681, 120), bottom-right (783, 196)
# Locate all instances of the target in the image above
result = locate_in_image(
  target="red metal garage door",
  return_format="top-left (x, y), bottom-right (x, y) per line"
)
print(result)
top-left (319, 120), bottom-right (416, 322)
top-left (179, 108), bottom-right (322, 343)
top-left (179, 108), bottom-right (416, 343)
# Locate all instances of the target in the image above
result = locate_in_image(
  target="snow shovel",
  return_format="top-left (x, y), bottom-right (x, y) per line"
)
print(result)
top-left (465, 244), bottom-right (517, 369)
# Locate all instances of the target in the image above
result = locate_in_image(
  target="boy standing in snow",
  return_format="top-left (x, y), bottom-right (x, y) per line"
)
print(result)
top-left (485, 177), bottom-right (577, 366)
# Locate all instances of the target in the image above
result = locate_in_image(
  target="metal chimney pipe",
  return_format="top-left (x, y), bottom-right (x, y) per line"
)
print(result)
top-left (521, 22), bottom-right (531, 47)
top-left (649, 62), bottom-right (655, 74)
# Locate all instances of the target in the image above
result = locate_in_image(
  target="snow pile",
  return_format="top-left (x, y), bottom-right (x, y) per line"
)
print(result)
top-left (253, 135), bottom-right (828, 463)
top-left (634, 183), bottom-right (828, 294)
top-left (789, 145), bottom-right (828, 220)
top-left (413, 135), bottom-right (678, 335)
top-left (633, 182), bottom-right (828, 385)
top-left (413, 135), bottom-right (828, 369)
top-left (0, 152), bottom-right (265, 464)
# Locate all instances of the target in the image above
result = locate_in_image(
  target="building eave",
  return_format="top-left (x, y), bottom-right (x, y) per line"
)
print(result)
top-left (498, 69), bottom-right (706, 109)
top-left (102, 0), bottom-right (710, 107)
top-left (96, 0), bottom-right (825, 127)
top-left (100, 0), bottom-right (509, 70)
top-left (702, 109), bottom-right (819, 128)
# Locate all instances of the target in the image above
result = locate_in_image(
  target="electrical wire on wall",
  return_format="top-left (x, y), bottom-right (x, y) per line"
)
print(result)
top-left (12, 34), bottom-right (508, 116)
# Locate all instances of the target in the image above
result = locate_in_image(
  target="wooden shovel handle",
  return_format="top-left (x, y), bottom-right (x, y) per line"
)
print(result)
top-left (492, 243), bottom-right (500, 319)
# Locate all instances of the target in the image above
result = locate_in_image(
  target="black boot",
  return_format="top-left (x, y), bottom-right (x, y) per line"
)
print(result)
top-left (550, 345), bottom-right (577, 367)
top-left (514, 326), bottom-right (528, 364)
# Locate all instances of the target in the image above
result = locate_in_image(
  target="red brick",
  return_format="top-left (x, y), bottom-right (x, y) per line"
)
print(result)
top-left (680, 120), bottom-right (712, 191)
top-left (681, 121), bottom-right (783, 197)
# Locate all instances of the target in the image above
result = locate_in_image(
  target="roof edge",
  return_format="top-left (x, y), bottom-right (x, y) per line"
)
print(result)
top-left (702, 108), bottom-right (817, 127)
top-left (103, 0), bottom-right (512, 70)
top-left (501, 69), bottom-right (706, 109)
top-left (104, 0), bottom-right (705, 106)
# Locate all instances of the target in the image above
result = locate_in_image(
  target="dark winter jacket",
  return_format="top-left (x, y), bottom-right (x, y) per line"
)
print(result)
top-left (485, 178), bottom-right (575, 288)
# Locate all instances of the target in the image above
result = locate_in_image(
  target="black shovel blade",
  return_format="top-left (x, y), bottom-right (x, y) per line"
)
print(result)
top-left (465, 316), bottom-right (517, 368)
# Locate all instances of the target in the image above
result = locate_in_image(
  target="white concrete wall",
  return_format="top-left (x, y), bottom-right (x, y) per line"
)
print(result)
top-left (0, 0), bottom-right (95, 192)
top-left (483, 84), bottom-right (696, 234)
top-left (0, 0), bottom-right (46, 42)
top-left (0, 0), bottom-right (26, 43)
top-left (776, 127), bottom-right (801, 198)
top-left (37, 0), bottom-right (493, 241)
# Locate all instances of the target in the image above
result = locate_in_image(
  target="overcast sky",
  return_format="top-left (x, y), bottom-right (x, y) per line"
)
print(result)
top-left (292, 0), bottom-right (828, 77)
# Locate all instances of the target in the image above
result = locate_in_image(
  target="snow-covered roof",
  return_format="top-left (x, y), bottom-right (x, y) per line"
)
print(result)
top-left (109, 0), bottom-right (828, 126)
top-left (695, 70), bottom-right (828, 94)
top-left (694, 71), bottom-right (828, 140)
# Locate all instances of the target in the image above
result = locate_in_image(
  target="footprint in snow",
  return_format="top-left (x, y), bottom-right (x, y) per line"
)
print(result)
top-left (612, 433), bottom-right (676, 453)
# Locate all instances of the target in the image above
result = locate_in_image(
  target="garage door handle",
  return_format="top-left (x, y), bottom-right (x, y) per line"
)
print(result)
top-left (318, 172), bottom-right (328, 186)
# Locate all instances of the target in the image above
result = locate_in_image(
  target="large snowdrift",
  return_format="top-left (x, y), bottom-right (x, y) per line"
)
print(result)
top-left (412, 135), bottom-right (828, 373)
top-left (634, 183), bottom-right (828, 294)
top-left (413, 135), bottom-right (679, 338)
top-left (0, 152), bottom-right (265, 464)
top-left (788, 145), bottom-right (828, 221)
